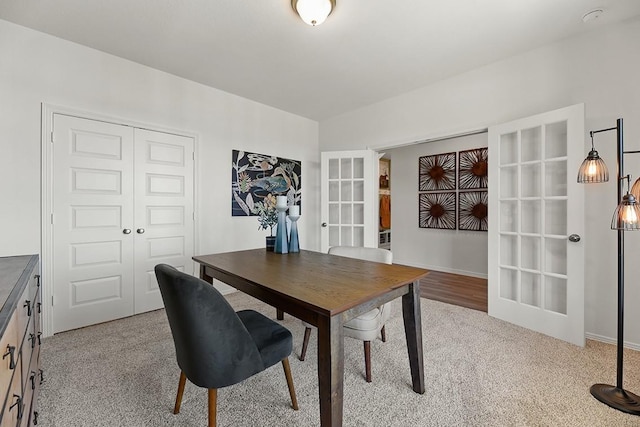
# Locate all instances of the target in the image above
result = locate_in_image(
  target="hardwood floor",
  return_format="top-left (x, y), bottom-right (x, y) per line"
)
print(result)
top-left (420, 270), bottom-right (487, 312)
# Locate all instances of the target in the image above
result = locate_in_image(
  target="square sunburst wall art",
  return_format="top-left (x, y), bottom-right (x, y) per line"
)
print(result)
top-left (418, 192), bottom-right (456, 230)
top-left (419, 152), bottom-right (456, 191)
top-left (458, 191), bottom-right (488, 231)
top-left (458, 147), bottom-right (488, 189)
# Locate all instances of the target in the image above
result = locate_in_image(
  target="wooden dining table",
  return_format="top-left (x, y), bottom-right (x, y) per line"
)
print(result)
top-left (193, 249), bottom-right (429, 427)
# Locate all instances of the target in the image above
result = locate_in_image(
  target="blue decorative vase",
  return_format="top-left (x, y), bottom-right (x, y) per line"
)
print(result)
top-left (274, 205), bottom-right (289, 254)
top-left (288, 214), bottom-right (300, 253)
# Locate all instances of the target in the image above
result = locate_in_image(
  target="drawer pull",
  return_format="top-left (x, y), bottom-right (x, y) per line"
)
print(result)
top-left (30, 371), bottom-right (36, 390)
top-left (3, 345), bottom-right (16, 369)
top-left (24, 299), bottom-right (32, 317)
top-left (37, 301), bottom-right (42, 314)
top-left (33, 410), bottom-right (39, 425)
top-left (37, 332), bottom-right (42, 345)
top-left (9, 394), bottom-right (23, 419)
top-left (29, 333), bottom-right (35, 348)
top-left (35, 274), bottom-right (40, 287)
top-left (39, 369), bottom-right (44, 384)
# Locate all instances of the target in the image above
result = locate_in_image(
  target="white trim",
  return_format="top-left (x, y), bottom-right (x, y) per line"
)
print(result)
top-left (586, 332), bottom-right (640, 352)
top-left (393, 257), bottom-right (487, 280)
top-left (368, 127), bottom-right (488, 152)
top-left (40, 103), bottom-right (199, 336)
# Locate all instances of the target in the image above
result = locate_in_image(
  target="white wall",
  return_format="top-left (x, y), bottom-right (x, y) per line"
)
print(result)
top-left (320, 18), bottom-right (640, 347)
top-left (386, 133), bottom-right (488, 277)
top-left (0, 20), bottom-right (320, 276)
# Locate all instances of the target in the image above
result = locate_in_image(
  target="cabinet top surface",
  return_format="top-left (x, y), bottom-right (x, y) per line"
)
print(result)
top-left (0, 255), bottom-right (38, 336)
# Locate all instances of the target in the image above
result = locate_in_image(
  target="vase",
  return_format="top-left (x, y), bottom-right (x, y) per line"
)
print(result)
top-left (265, 236), bottom-right (276, 252)
top-left (288, 214), bottom-right (300, 253)
top-left (274, 204), bottom-right (289, 254)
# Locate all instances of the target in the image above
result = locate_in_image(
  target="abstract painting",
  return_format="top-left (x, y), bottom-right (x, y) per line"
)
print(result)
top-left (418, 192), bottom-right (456, 229)
top-left (231, 150), bottom-right (301, 216)
top-left (458, 147), bottom-right (488, 189)
top-left (458, 191), bottom-right (488, 231)
top-left (419, 152), bottom-right (456, 191)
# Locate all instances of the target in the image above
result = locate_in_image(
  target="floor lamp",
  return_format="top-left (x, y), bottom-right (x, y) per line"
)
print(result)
top-left (577, 118), bottom-right (640, 415)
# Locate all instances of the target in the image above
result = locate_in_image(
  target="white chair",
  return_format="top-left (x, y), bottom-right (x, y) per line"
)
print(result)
top-left (298, 246), bottom-right (393, 382)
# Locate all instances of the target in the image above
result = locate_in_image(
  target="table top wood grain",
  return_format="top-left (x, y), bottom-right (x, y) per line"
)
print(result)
top-left (193, 249), bottom-right (429, 317)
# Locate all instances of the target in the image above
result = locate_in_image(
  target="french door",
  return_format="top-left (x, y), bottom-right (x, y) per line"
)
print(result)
top-left (320, 150), bottom-right (378, 253)
top-left (488, 104), bottom-right (585, 346)
top-left (51, 114), bottom-right (194, 332)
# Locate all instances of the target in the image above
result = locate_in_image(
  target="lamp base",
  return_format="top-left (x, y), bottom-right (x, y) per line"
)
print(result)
top-left (590, 384), bottom-right (640, 415)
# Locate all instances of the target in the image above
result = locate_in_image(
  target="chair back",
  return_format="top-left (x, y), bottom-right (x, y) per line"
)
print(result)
top-left (328, 246), bottom-right (392, 265)
top-left (154, 264), bottom-right (264, 389)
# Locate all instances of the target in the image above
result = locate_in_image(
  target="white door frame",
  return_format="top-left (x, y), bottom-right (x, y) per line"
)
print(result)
top-left (40, 103), bottom-right (199, 337)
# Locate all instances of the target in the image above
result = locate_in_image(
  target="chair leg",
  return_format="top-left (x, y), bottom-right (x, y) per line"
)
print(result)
top-left (299, 327), bottom-right (312, 361)
top-left (174, 371), bottom-right (187, 414)
top-left (381, 325), bottom-right (387, 342)
top-left (208, 388), bottom-right (217, 427)
top-left (281, 358), bottom-right (299, 410)
top-left (364, 341), bottom-right (372, 383)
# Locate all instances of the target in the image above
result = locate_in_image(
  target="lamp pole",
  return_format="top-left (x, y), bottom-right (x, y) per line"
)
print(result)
top-left (588, 118), bottom-right (640, 414)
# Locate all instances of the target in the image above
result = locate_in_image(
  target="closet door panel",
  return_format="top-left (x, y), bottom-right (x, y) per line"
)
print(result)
top-left (52, 114), bottom-right (135, 333)
top-left (133, 129), bottom-right (194, 314)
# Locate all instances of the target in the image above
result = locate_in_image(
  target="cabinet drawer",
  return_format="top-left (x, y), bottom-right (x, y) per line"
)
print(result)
top-left (20, 318), bottom-right (34, 395)
top-left (16, 284), bottom-right (33, 347)
top-left (1, 356), bottom-right (22, 427)
top-left (0, 314), bottom-right (18, 408)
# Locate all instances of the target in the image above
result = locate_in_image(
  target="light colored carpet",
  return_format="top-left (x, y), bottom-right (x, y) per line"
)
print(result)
top-left (39, 293), bottom-right (640, 426)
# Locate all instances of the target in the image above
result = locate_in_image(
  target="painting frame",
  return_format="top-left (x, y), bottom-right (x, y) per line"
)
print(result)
top-left (419, 152), bottom-right (456, 191)
top-left (458, 147), bottom-right (488, 190)
top-left (231, 149), bottom-right (302, 216)
top-left (458, 190), bottom-right (488, 231)
top-left (418, 192), bottom-right (456, 230)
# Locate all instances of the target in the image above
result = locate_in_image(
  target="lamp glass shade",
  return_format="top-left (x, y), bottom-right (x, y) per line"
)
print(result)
top-left (631, 177), bottom-right (640, 200)
top-left (294, 0), bottom-right (333, 25)
top-left (577, 150), bottom-right (609, 183)
top-left (611, 194), bottom-right (640, 230)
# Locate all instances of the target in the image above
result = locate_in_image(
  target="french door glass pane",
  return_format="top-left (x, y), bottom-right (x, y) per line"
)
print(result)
top-left (521, 236), bottom-right (541, 270)
top-left (545, 276), bottom-right (567, 315)
top-left (545, 160), bottom-right (567, 197)
top-left (545, 238), bottom-right (567, 275)
top-left (521, 271), bottom-right (541, 307)
top-left (545, 200), bottom-right (567, 235)
top-left (500, 132), bottom-right (518, 165)
top-left (500, 268), bottom-right (518, 301)
top-left (521, 126), bottom-right (542, 162)
top-left (500, 234), bottom-right (518, 266)
top-left (521, 200), bottom-right (541, 234)
top-left (329, 159), bottom-right (339, 179)
top-left (545, 121), bottom-right (568, 159)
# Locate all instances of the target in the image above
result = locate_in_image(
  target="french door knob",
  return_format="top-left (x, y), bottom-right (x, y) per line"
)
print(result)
top-left (568, 234), bottom-right (581, 242)
top-left (122, 229), bottom-right (132, 234)
top-left (321, 222), bottom-right (327, 227)
top-left (137, 228), bottom-right (145, 234)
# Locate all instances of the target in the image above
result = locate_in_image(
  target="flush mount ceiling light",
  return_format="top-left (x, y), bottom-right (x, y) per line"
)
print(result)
top-left (291, 0), bottom-right (335, 26)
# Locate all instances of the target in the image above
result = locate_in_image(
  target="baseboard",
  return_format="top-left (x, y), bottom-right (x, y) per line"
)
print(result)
top-left (394, 259), bottom-right (487, 279)
top-left (586, 332), bottom-right (640, 351)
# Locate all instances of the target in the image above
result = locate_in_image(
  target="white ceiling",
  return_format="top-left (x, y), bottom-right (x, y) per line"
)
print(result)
top-left (1, 0), bottom-right (640, 121)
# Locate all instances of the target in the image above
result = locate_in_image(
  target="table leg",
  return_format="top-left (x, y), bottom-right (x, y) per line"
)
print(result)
top-left (402, 280), bottom-right (425, 394)
top-left (317, 314), bottom-right (344, 426)
top-left (277, 309), bottom-right (284, 320)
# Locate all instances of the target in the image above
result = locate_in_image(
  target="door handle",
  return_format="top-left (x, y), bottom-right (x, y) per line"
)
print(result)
top-left (123, 229), bottom-right (132, 234)
top-left (321, 223), bottom-right (327, 227)
top-left (568, 234), bottom-right (581, 242)
top-left (137, 228), bottom-right (145, 234)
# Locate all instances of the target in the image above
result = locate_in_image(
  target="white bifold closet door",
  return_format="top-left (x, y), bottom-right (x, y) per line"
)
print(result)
top-left (52, 114), bottom-right (194, 333)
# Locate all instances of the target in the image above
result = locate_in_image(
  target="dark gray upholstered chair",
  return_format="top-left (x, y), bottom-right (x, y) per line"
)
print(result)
top-left (154, 264), bottom-right (298, 427)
